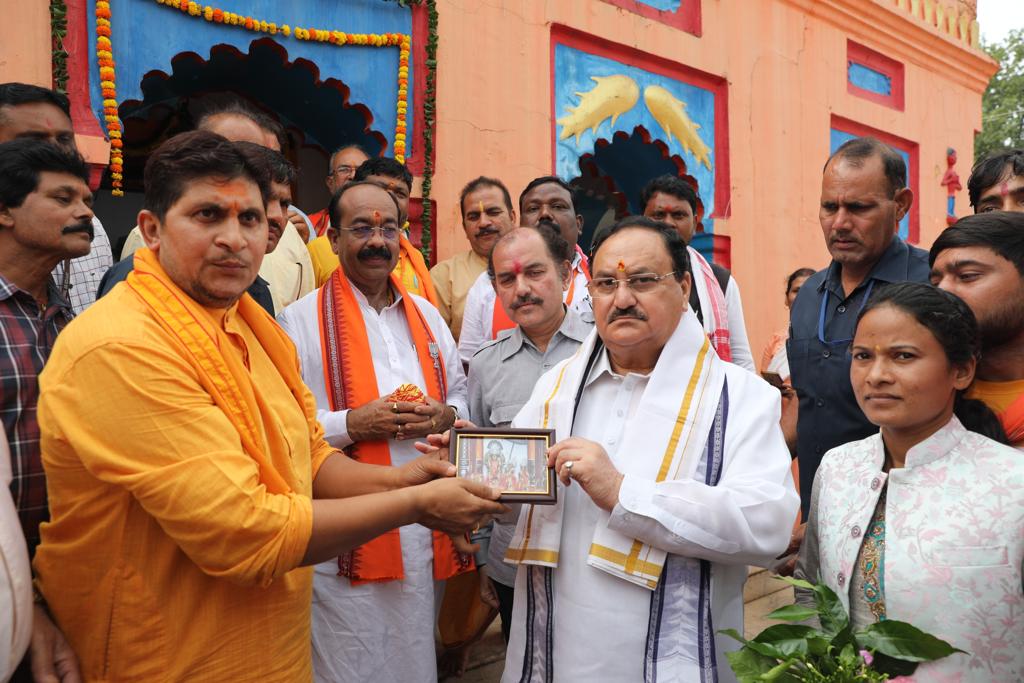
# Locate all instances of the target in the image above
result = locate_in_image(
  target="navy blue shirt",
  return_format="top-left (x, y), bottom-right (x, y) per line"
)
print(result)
top-left (787, 237), bottom-right (930, 518)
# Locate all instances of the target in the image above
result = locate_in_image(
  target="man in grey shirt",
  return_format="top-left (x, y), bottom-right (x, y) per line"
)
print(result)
top-left (467, 224), bottom-right (593, 641)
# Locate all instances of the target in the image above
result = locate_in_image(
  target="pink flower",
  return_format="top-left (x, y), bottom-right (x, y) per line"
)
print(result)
top-left (859, 649), bottom-right (873, 666)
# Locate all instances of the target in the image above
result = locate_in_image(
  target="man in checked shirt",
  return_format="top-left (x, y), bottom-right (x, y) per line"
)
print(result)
top-left (0, 83), bottom-right (114, 315)
top-left (0, 138), bottom-right (91, 681)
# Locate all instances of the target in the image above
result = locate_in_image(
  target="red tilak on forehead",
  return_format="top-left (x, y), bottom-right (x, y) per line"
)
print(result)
top-left (372, 210), bottom-right (382, 227)
top-left (656, 204), bottom-right (673, 213)
top-left (1001, 181), bottom-right (1010, 197)
top-left (617, 260), bottom-right (626, 272)
top-left (512, 259), bottom-right (523, 275)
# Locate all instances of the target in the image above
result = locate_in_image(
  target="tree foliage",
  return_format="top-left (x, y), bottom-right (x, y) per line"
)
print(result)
top-left (977, 29), bottom-right (1024, 162)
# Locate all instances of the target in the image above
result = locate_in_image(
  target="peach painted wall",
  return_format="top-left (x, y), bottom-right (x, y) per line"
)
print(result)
top-left (430, 0), bottom-right (996, 359)
top-left (0, 2), bottom-right (52, 86)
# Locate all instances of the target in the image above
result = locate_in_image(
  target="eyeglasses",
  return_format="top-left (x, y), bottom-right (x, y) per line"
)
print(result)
top-left (328, 165), bottom-right (356, 178)
top-left (339, 225), bottom-right (400, 241)
top-left (587, 271), bottom-right (677, 298)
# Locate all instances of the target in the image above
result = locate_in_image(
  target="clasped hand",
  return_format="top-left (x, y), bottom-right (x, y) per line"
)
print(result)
top-left (347, 395), bottom-right (452, 442)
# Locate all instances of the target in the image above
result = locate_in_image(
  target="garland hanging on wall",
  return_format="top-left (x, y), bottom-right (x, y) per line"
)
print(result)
top-left (50, 0), bottom-right (70, 94)
top-left (416, 0), bottom-right (438, 262)
top-left (96, 0), bottom-right (438, 242)
top-left (95, 1), bottom-right (124, 195)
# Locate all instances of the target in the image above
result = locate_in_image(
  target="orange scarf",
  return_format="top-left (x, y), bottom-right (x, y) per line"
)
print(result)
top-left (317, 267), bottom-right (470, 583)
top-left (310, 209), bottom-right (331, 237)
top-left (398, 233), bottom-right (439, 307)
top-left (125, 248), bottom-right (306, 495)
top-left (999, 394), bottom-right (1024, 446)
top-left (490, 248), bottom-right (590, 339)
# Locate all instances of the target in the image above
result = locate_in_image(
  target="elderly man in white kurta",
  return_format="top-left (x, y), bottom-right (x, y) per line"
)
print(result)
top-left (279, 182), bottom-right (469, 683)
top-left (499, 217), bottom-right (799, 682)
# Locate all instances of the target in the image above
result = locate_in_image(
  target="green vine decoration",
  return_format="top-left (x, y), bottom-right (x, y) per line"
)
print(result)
top-left (418, 0), bottom-right (438, 262)
top-left (50, 0), bottom-right (69, 94)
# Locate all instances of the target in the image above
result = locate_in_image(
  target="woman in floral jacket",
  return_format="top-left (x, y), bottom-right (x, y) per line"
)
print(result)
top-left (796, 282), bottom-right (1023, 682)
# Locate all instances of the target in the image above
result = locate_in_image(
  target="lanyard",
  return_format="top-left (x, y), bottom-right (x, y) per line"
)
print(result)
top-left (817, 279), bottom-right (875, 347)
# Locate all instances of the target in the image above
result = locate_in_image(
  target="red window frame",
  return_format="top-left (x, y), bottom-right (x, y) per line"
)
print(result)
top-left (601, 0), bottom-right (701, 37)
top-left (847, 40), bottom-right (905, 111)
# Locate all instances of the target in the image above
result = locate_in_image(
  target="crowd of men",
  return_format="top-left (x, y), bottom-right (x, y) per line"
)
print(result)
top-left (1, 79), bottom-right (1022, 682)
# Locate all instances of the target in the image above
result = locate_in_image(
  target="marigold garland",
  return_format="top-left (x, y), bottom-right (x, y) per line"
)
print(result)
top-left (152, 0), bottom-right (412, 162)
top-left (95, 0), bottom-right (123, 196)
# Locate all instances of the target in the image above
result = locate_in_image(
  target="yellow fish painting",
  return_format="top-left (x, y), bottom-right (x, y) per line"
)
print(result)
top-left (557, 74), bottom-right (640, 144)
top-left (643, 85), bottom-right (712, 170)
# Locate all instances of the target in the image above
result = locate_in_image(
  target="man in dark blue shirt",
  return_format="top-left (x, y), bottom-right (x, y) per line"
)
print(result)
top-left (788, 137), bottom-right (929, 520)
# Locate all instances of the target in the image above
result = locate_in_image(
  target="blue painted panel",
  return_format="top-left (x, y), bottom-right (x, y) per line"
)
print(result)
top-left (88, 0), bottom-right (412, 153)
top-left (635, 0), bottom-right (682, 10)
top-left (848, 62), bottom-right (892, 97)
top-left (554, 44), bottom-right (717, 226)
top-left (829, 128), bottom-right (909, 240)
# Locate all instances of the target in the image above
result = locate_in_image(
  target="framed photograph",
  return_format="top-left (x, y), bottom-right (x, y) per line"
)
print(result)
top-left (450, 427), bottom-right (557, 504)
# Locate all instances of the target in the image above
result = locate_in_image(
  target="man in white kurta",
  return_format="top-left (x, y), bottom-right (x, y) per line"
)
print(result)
top-left (279, 182), bottom-right (468, 683)
top-left (499, 217), bottom-right (798, 682)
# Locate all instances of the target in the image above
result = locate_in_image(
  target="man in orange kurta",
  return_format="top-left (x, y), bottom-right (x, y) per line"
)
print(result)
top-left (31, 131), bottom-right (503, 681)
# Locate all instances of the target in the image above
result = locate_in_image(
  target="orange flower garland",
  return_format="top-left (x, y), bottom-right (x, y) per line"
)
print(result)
top-left (95, 0), bottom-right (123, 195)
top-left (152, 0), bottom-right (412, 162)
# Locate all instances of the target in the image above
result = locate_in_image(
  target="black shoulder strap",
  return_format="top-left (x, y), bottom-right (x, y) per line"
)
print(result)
top-left (710, 262), bottom-right (731, 294)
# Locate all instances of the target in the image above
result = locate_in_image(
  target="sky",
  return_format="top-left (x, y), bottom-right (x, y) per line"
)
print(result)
top-left (977, 0), bottom-right (1024, 45)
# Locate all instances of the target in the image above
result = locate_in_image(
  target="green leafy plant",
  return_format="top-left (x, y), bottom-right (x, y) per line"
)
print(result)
top-left (721, 577), bottom-right (965, 682)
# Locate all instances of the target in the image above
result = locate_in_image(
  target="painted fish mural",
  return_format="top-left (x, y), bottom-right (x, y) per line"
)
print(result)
top-left (557, 74), bottom-right (640, 143)
top-left (643, 85), bottom-right (712, 170)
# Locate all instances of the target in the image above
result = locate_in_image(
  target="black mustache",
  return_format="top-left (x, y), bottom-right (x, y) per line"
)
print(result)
top-left (511, 296), bottom-right (544, 310)
top-left (358, 245), bottom-right (392, 261)
top-left (476, 227), bottom-right (499, 238)
top-left (608, 307), bottom-right (647, 323)
top-left (62, 221), bottom-right (94, 240)
top-left (536, 218), bottom-right (560, 233)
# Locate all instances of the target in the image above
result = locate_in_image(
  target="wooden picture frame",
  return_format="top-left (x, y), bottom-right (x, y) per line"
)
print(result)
top-left (450, 427), bottom-right (557, 504)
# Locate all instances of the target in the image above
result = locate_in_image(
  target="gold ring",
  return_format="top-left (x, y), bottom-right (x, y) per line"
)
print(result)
top-left (431, 417), bottom-right (437, 431)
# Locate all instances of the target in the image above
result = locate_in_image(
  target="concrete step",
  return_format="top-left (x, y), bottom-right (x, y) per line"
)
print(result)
top-left (744, 586), bottom-right (796, 639)
top-left (744, 566), bottom-right (789, 603)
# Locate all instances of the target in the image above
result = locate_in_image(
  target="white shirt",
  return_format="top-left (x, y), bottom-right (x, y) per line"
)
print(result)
top-left (458, 252), bottom-right (591, 366)
top-left (502, 350), bottom-right (797, 682)
top-left (52, 216), bottom-right (113, 315)
top-left (0, 429), bottom-right (32, 680)
top-left (277, 282), bottom-right (467, 683)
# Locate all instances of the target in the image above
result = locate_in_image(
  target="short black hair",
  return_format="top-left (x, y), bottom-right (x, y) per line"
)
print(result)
top-left (967, 148), bottom-right (1024, 211)
top-left (328, 180), bottom-right (402, 230)
top-left (143, 131), bottom-right (271, 221)
top-left (518, 175), bottom-right (576, 214)
top-left (460, 176), bottom-right (513, 216)
top-left (0, 82), bottom-right (71, 118)
top-left (859, 282), bottom-right (1007, 443)
top-left (590, 215), bottom-right (691, 284)
top-left (639, 174), bottom-right (699, 214)
top-left (825, 137), bottom-right (907, 197)
top-left (354, 157), bottom-right (413, 191)
top-left (234, 141), bottom-right (296, 186)
top-left (487, 224), bottom-right (573, 281)
top-left (786, 267), bottom-right (816, 294)
top-left (929, 211), bottom-right (1024, 276)
top-left (0, 139), bottom-right (88, 209)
